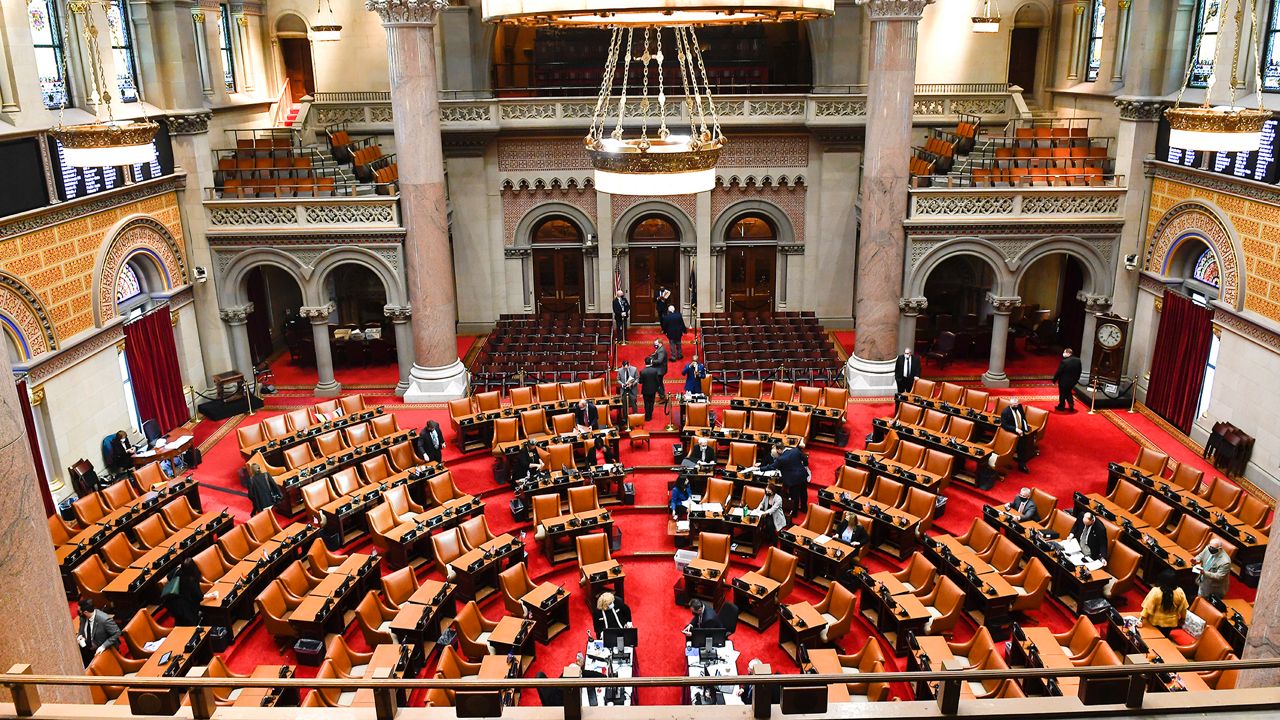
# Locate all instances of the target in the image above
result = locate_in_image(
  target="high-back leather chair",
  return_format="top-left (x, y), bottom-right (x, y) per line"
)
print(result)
top-left (101, 533), bottom-right (144, 572)
top-left (871, 476), bottom-right (905, 507)
top-left (536, 383), bottom-right (560, 402)
top-left (1105, 542), bottom-right (1141, 599)
top-left (306, 538), bottom-right (346, 577)
top-left (217, 525), bottom-right (261, 567)
top-left (894, 441), bottom-right (926, 468)
top-left (344, 422), bottom-right (373, 447)
top-left (285, 409), bottom-right (313, 433)
top-left (1189, 596), bottom-right (1225, 633)
top-left (921, 409), bottom-right (948, 433)
top-left (360, 455), bottom-right (395, 484)
top-left (455, 600), bottom-right (500, 660)
top-left (492, 418), bottom-right (521, 456)
top-left (101, 479), bottom-right (138, 509)
top-left (758, 547), bottom-right (798, 600)
top-left (474, 391), bottom-right (502, 413)
top-left (740, 485), bottom-right (765, 512)
top-left (1176, 625), bottom-right (1233, 666)
top-left (315, 430), bottom-right (347, 457)
top-left (749, 411), bottom-right (775, 432)
top-left (1138, 496), bottom-right (1175, 530)
top-left (722, 409), bottom-right (747, 430)
top-left (429, 472), bottom-right (467, 505)
top-left (1169, 463), bottom-right (1205, 493)
top-left (782, 410), bottom-right (811, 439)
top-left (1169, 514), bottom-right (1213, 554)
top-left (1052, 616), bottom-right (1102, 660)
top-left (910, 378), bottom-right (937, 397)
top-left (277, 561), bottom-right (321, 602)
top-left (237, 424), bottom-right (267, 451)
top-left (834, 466), bottom-right (869, 494)
top-left (325, 635), bottom-right (373, 680)
top-left (946, 417), bottom-right (976, 441)
top-left (576, 533), bottom-right (612, 576)
top-left (583, 378), bottom-right (607, 399)
top-left (726, 442), bottom-right (757, 470)
top-left (432, 528), bottom-right (467, 580)
top-left (338, 395), bottom-right (365, 415)
top-left (771, 381), bottom-right (795, 402)
top-left (370, 414), bottom-right (399, 438)
top-left (448, 398), bottom-right (474, 432)
top-left (131, 514), bottom-right (169, 551)
top-left (797, 386), bottom-right (821, 406)
top-left (699, 532), bottom-right (731, 568)
top-left (283, 444), bottom-right (317, 470)
top-left (922, 450), bottom-right (954, 484)
top-left (85, 647), bottom-right (146, 703)
top-left (1107, 479), bottom-right (1145, 512)
top-left (963, 389), bottom-right (990, 412)
top-left (366, 503), bottom-right (398, 554)
top-left (1233, 492), bottom-right (1272, 531)
top-left (802, 505), bottom-right (835, 535)
top-left (135, 462), bottom-right (167, 489)
top-left (73, 554), bottom-right (119, 607)
top-left (192, 546), bottom-right (230, 591)
top-left (122, 608), bottom-right (171, 658)
top-left (262, 415), bottom-right (292, 440)
top-left (1201, 477), bottom-right (1243, 511)
top-left (509, 386), bottom-right (535, 408)
top-left (538, 442), bottom-right (575, 472)
top-left (703, 478), bottom-right (734, 507)
top-left (866, 429), bottom-right (899, 455)
top-left (331, 468), bottom-right (364, 496)
top-left (459, 517), bottom-right (496, 551)
top-left (938, 382), bottom-right (965, 406)
top-left (892, 552), bottom-right (937, 596)
top-left (900, 487), bottom-right (938, 533)
top-left (1134, 447), bottom-right (1169, 476)
top-left (561, 382), bottom-right (584, 401)
top-left (314, 400), bottom-right (340, 416)
top-left (532, 493), bottom-right (563, 540)
top-left (895, 403), bottom-right (924, 426)
top-left (1005, 557), bottom-right (1051, 612)
top-left (246, 508), bottom-right (284, 545)
top-left (47, 514), bottom-right (78, 545)
top-left (384, 485), bottom-right (424, 523)
top-left (814, 581), bottom-right (855, 644)
top-left (303, 482), bottom-right (336, 519)
top-left (353, 590), bottom-right (395, 646)
top-left (1024, 406), bottom-right (1049, 441)
top-left (981, 536), bottom-right (1023, 574)
top-left (921, 576), bottom-right (965, 634)
top-left (254, 580), bottom-right (299, 640)
top-left (499, 563), bottom-right (537, 616)
top-left (521, 409), bottom-right (551, 441)
top-left (382, 566), bottom-right (420, 609)
top-left (568, 485), bottom-right (599, 514)
top-left (551, 413), bottom-right (576, 435)
top-left (684, 403), bottom-right (710, 429)
top-left (820, 387), bottom-right (848, 411)
top-left (1030, 488), bottom-right (1058, 520)
top-left (838, 637), bottom-right (888, 701)
top-left (73, 493), bottom-right (109, 526)
top-left (739, 379), bottom-right (763, 399)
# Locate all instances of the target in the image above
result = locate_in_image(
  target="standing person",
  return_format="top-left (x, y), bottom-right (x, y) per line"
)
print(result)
top-left (416, 419), bottom-right (445, 463)
top-left (246, 463), bottom-right (283, 513)
top-left (75, 598), bottom-right (121, 666)
top-left (682, 355), bottom-right (707, 394)
top-left (162, 559), bottom-right (206, 626)
top-left (617, 360), bottom-right (638, 415)
top-left (648, 339), bottom-right (669, 376)
top-left (639, 361), bottom-right (664, 421)
top-left (763, 442), bottom-right (809, 515)
top-left (612, 289), bottom-right (631, 344)
top-left (1193, 538), bottom-right (1231, 598)
top-left (1138, 571), bottom-right (1189, 636)
top-left (662, 305), bottom-right (687, 360)
top-left (894, 348), bottom-right (922, 395)
top-left (999, 398), bottom-right (1034, 473)
top-left (1052, 348), bottom-right (1083, 412)
top-left (655, 286), bottom-right (671, 318)
top-left (754, 485), bottom-right (786, 535)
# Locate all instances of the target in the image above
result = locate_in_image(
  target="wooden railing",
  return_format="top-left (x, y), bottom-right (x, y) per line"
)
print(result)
top-left (272, 79), bottom-right (292, 128)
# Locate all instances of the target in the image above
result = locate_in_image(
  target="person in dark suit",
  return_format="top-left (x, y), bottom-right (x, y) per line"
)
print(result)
top-left (162, 559), bottom-right (206, 626)
top-left (894, 348), bottom-right (922, 394)
top-left (763, 443), bottom-right (809, 514)
top-left (738, 659), bottom-right (781, 704)
top-left (999, 398), bottom-right (1033, 473)
top-left (685, 599), bottom-right (721, 634)
top-left (832, 511), bottom-right (869, 546)
top-left (639, 362), bottom-right (664, 420)
top-left (661, 305), bottom-right (687, 360)
top-left (682, 437), bottom-right (716, 468)
top-left (655, 287), bottom-right (671, 318)
top-left (593, 591), bottom-right (633, 634)
top-left (247, 463), bottom-right (283, 514)
top-left (682, 355), bottom-right (707, 394)
top-left (1053, 348), bottom-right (1083, 412)
top-left (416, 420), bottom-right (445, 463)
top-left (108, 430), bottom-right (134, 474)
top-left (76, 598), bottom-right (121, 665)
top-left (1069, 511), bottom-right (1108, 561)
top-left (649, 339), bottom-right (669, 376)
top-left (617, 360), bottom-right (638, 415)
top-left (574, 399), bottom-right (600, 430)
top-left (612, 290), bottom-right (631, 344)
top-left (1005, 487), bottom-right (1040, 522)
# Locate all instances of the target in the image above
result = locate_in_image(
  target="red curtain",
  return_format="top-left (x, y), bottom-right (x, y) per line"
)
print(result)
top-left (1146, 290), bottom-right (1215, 434)
top-left (14, 377), bottom-right (54, 516)
top-left (124, 306), bottom-right (188, 434)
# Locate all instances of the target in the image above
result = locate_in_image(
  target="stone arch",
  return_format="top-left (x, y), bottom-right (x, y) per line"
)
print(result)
top-left (310, 247), bottom-right (406, 307)
top-left (274, 11), bottom-right (309, 36)
top-left (1012, 1), bottom-right (1049, 26)
top-left (218, 248), bottom-right (310, 307)
top-left (1010, 236), bottom-right (1109, 297)
top-left (94, 216), bottom-right (187, 326)
top-left (514, 202), bottom-right (597, 247)
top-left (1146, 201), bottom-right (1243, 310)
top-left (0, 273), bottom-right (57, 361)
top-left (711, 199), bottom-right (797, 247)
top-left (612, 201), bottom-right (696, 250)
top-left (908, 238), bottom-right (1014, 297)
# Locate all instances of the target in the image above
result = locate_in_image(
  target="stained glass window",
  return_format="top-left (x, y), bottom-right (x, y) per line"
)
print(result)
top-left (1192, 248), bottom-right (1220, 288)
top-left (1189, 0), bottom-right (1222, 88)
top-left (107, 0), bottom-right (140, 102)
top-left (219, 5), bottom-right (236, 92)
top-left (1086, 0), bottom-right (1106, 82)
top-left (1265, 0), bottom-right (1280, 89)
top-left (116, 263), bottom-right (142, 303)
top-left (28, 0), bottom-right (69, 109)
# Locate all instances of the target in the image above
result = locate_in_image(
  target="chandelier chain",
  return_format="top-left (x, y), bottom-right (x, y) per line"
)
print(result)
top-left (655, 27), bottom-right (668, 140)
top-left (588, 27), bottom-right (623, 146)
top-left (673, 28), bottom-right (701, 141)
top-left (639, 26), bottom-right (651, 145)
top-left (688, 26), bottom-right (723, 142)
top-left (612, 28), bottom-right (634, 142)
top-left (1250, 0), bottom-right (1265, 110)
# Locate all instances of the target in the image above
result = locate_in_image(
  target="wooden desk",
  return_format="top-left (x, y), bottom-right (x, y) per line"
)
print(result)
top-left (778, 601), bottom-right (826, 663)
top-left (488, 616), bottom-right (536, 667)
top-left (803, 648), bottom-right (852, 702)
top-left (732, 571), bottom-right (781, 630)
top-left (687, 506), bottom-right (766, 558)
top-left (682, 557), bottom-right (728, 605)
top-left (240, 407), bottom-right (385, 460)
top-left (448, 534), bottom-right (523, 603)
top-left (199, 523), bottom-right (320, 635)
top-left (581, 560), bottom-right (625, 604)
top-left (843, 449), bottom-right (947, 494)
top-left (133, 431), bottom-right (196, 467)
top-left (817, 485), bottom-right (916, 559)
top-left (389, 580), bottom-right (457, 647)
top-left (351, 644), bottom-right (417, 707)
top-left (778, 525), bottom-right (856, 587)
top-left (1007, 626), bottom-right (1080, 697)
top-left (540, 508), bottom-right (613, 565)
top-left (228, 665), bottom-right (298, 708)
top-left (921, 536), bottom-right (1017, 639)
top-left (853, 570), bottom-right (930, 653)
top-left (290, 571), bottom-right (364, 639)
top-left (474, 654), bottom-right (521, 707)
top-left (104, 514), bottom-right (233, 616)
top-left (520, 582), bottom-right (570, 643)
top-left (984, 506), bottom-right (1111, 612)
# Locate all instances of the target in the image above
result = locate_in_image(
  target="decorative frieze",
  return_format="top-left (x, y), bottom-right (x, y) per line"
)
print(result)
top-left (1214, 307), bottom-right (1280, 353)
top-left (23, 322), bottom-right (124, 383)
top-left (164, 111), bottom-right (212, 135)
top-left (899, 297), bottom-right (929, 315)
top-left (1115, 97), bottom-right (1167, 122)
top-left (914, 194), bottom-right (1015, 216)
top-left (0, 176), bottom-right (184, 241)
top-left (219, 303), bottom-right (253, 324)
top-left (205, 198), bottom-right (402, 229)
top-left (1145, 201), bottom-right (1241, 309)
top-left (855, 0), bottom-right (935, 19)
top-left (299, 303), bottom-right (336, 320)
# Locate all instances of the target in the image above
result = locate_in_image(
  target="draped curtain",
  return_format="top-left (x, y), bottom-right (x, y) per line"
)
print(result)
top-left (14, 376), bottom-right (54, 516)
top-left (1146, 290), bottom-right (1215, 434)
top-left (123, 306), bottom-right (188, 434)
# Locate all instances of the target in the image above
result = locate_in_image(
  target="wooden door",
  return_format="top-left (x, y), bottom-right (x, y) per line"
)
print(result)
top-left (628, 247), bottom-right (680, 324)
top-left (533, 248), bottom-right (585, 313)
top-left (725, 245), bottom-right (776, 312)
top-left (279, 38), bottom-right (315, 100)
top-left (1008, 28), bottom-right (1039, 95)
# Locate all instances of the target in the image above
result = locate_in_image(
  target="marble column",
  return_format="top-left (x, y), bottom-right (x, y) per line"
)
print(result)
top-left (1111, 98), bottom-right (1165, 320)
top-left (982, 295), bottom-right (1021, 388)
top-left (386, 305), bottom-right (414, 395)
top-left (1241, 539), bottom-right (1280, 687)
top-left (898, 297), bottom-right (928, 353)
top-left (190, 8), bottom-right (214, 97)
top-left (1076, 294), bottom-right (1113, 386)
top-left (300, 304), bottom-right (342, 397)
top-left (367, 0), bottom-right (468, 401)
top-left (220, 304), bottom-right (255, 384)
top-left (846, 0), bottom-right (933, 396)
top-left (0, 350), bottom-right (89, 702)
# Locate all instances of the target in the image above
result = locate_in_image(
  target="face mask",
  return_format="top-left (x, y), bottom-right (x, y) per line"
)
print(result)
top-left (1208, 547), bottom-right (1219, 554)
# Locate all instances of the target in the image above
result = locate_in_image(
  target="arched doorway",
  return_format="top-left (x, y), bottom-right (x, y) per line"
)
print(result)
top-left (323, 263), bottom-right (393, 369)
top-left (1015, 253), bottom-right (1087, 355)
top-left (1008, 5), bottom-right (1047, 98)
top-left (275, 14), bottom-right (314, 100)
top-left (531, 216), bottom-right (586, 314)
top-left (920, 255), bottom-right (998, 359)
top-left (628, 215), bottom-right (681, 324)
top-left (724, 214), bottom-right (777, 312)
top-left (1147, 237), bottom-right (1219, 431)
top-left (244, 265), bottom-right (304, 366)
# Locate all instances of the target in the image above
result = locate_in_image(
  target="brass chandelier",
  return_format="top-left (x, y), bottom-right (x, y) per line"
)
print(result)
top-left (311, 0), bottom-right (342, 41)
top-left (1165, 0), bottom-right (1269, 153)
top-left (47, 0), bottom-right (158, 168)
top-left (971, 0), bottom-right (1000, 33)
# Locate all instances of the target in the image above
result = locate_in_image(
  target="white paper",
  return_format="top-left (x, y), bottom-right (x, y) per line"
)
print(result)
top-left (143, 639), bottom-right (165, 652)
top-left (815, 534), bottom-right (831, 545)
top-left (1060, 537), bottom-right (1082, 555)
top-left (703, 503), bottom-right (723, 514)
top-left (676, 521), bottom-right (690, 532)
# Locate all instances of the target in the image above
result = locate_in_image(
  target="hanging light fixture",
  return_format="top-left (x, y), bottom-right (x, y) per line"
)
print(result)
top-left (311, 0), bottom-right (342, 41)
top-left (483, 0), bottom-right (832, 195)
top-left (971, 0), bottom-right (1000, 33)
top-left (48, 1), bottom-right (157, 168)
top-left (1166, 0), bottom-right (1269, 152)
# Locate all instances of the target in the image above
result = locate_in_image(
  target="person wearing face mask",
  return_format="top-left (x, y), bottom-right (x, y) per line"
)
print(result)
top-left (894, 347), bottom-right (921, 395)
top-left (1193, 537), bottom-right (1231, 598)
top-left (1052, 347), bottom-right (1082, 412)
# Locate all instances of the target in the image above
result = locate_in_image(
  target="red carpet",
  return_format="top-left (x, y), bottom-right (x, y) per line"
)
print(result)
top-left (266, 335), bottom-right (481, 391)
top-left (183, 382), bottom-right (1260, 705)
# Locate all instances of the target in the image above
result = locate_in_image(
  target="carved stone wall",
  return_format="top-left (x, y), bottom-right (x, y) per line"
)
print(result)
top-left (501, 187), bottom-right (598, 246)
top-left (611, 194), bottom-right (698, 232)
top-left (711, 183), bottom-right (808, 245)
top-left (0, 274), bottom-right (56, 360)
top-left (97, 218), bottom-right (188, 325)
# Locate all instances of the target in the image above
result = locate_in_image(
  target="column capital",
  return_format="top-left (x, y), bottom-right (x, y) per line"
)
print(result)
top-left (1077, 292), bottom-right (1113, 313)
top-left (219, 303), bottom-right (254, 323)
top-left (1114, 96), bottom-right (1168, 123)
top-left (854, 0), bottom-right (934, 20)
top-left (366, 0), bottom-right (449, 25)
top-left (299, 303), bottom-right (336, 320)
top-left (898, 297), bottom-right (928, 315)
top-left (384, 304), bottom-right (413, 321)
top-left (164, 111), bottom-right (213, 136)
top-left (986, 294), bottom-right (1021, 313)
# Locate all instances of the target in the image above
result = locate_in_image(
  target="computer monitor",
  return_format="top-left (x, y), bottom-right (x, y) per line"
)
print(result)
top-left (691, 627), bottom-right (729, 649)
top-left (602, 626), bottom-right (637, 649)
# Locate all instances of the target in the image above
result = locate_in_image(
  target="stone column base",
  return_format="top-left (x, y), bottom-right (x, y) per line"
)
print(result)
top-left (402, 359), bottom-right (469, 402)
top-left (844, 353), bottom-right (897, 397)
top-left (314, 380), bottom-right (343, 397)
top-left (982, 371), bottom-right (1010, 388)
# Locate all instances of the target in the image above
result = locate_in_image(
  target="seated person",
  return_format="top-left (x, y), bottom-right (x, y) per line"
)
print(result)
top-left (574, 399), bottom-right (600, 432)
top-left (683, 599), bottom-right (721, 635)
top-left (1005, 487), bottom-right (1040, 523)
top-left (670, 476), bottom-right (692, 519)
top-left (511, 445), bottom-right (542, 485)
top-left (588, 436), bottom-right (619, 467)
top-left (1069, 511), bottom-right (1107, 561)
top-left (593, 591), bottom-right (633, 634)
top-left (831, 511), bottom-right (869, 546)
top-left (109, 430), bottom-right (135, 473)
top-left (738, 659), bottom-right (781, 704)
top-left (681, 437), bottom-right (716, 469)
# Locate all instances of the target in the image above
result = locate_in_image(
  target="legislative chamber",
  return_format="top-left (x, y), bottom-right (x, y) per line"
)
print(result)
top-left (5, 0), bottom-right (1280, 718)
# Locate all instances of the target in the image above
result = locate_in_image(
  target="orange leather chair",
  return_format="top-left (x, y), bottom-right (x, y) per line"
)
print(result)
top-left (325, 634), bottom-right (373, 678)
top-left (132, 514), bottom-right (170, 551)
top-left (782, 410), bottom-right (811, 439)
top-left (739, 379), bottom-right (763, 399)
top-left (865, 429), bottom-right (899, 456)
top-left (698, 532), bottom-right (731, 575)
top-left (246, 508), bottom-right (284, 545)
top-left (370, 414), bottom-right (399, 438)
top-left (314, 400), bottom-right (340, 416)
top-left (837, 637), bottom-right (889, 701)
top-left (382, 566), bottom-right (420, 609)
top-left (47, 514), bottom-right (79, 545)
top-left (492, 418), bottom-right (522, 456)
top-left (509, 386), bottom-right (535, 408)
top-left (384, 485), bottom-right (425, 523)
top-left (920, 576), bottom-right (965, 634)
top-left (1169, 463), bottom-right (1205, 493)
top-left (330, 468), bottom-right (362, 496)
top-left (255, 580), bottom-right (300, 640)
top-left (499, 562), bottom-right (538, 616)
top-left (475, 391), bottom-right (502, 412)
top-left (757, 547), bottom-right (798, 601)
top-left (344, 422), bottom-right (373, 447)
top-left (459, 516), bottom-right (497, 550)
top-left (455, 600), bottom-right (500, 660)
top-left (1134, 447), bottom-right (1169, 476)
top-left (276, 561), bottom-right (322, 602)
top-left (895, 402), bottom-right (924, 426)
top-left (814, 581), bottom-right (855, 644)
top-left (771, 381), bottom-right (795, 402)
top-left (958, 518), bottom-right (999, 555)
top-left (583, 377), bottom-right (607, 399)
top-left (801, 505), bottom-right (835, 535)
top-left (820, 387), bottom-right (848, 412)
top-left (1233, 492), bottom-right (1272, 532)
top-left (1004, 557), bottom-right (1051, 612)
top-left (100, 533), bottom-right (145, 573)
top-left (627, 414), bottom-right (650, 448)
top-left (796, 386), bottom-right (821, 406)
top-left (1199, 477), bottom-right (1243, 511)
top-left (101, 479), bottom-right (138, 509)
top-left (217, 525), bottom-right (260, 565)
top-left (262, 415), bottom-right (291, 440)
top-left (684, 403), bottom-right (710, 430)
top-left (521, 409), bottom-right (552, 441)
top-left (432, 528), bottom-right (467, 580)
top-left (980, 536), bottom-right (1024, 574)
top-left (360, 455), bottom-right (395, 485)
top-left (726, 442), bottom-right (757, 471)
top-left (749, 410), bottom-right (775, 432)
top-left (428, 471), bottom-right (467, 505)
top-left (921, 409), bottom-right (948, 433)
top-left (1138, 495), bottom-right (1175, 530)
top-left (938, 382), bottom-right (965, 406)
top-left (1107, 479), bottom-right (1145, 512)
top-left (285, 409), bottom-right (313, 433)
top-left (910, 378), bottom-right (937, 397)
top-left (315, 430), bottom-right (347, 457)
top-left (283, 444), bottom-right (317, 470)
top-left (338, 395), bottom-right (365, 415)
top-left (703, 478), bottom-right (734, 507)
top-left (237, 423), bottom-right (267, 451)
top-left (899, 486), bottom-right (938, 533)
top-left (192, 546), bottom-right (230, 591)
top-left (551, 413), bottom-right (576, 435)
top-left (1053, 616), bottom-right (1103, 661)
top-left (561, 383), bottom-right (584, 402)
top-left (73, 493), bottom-right (109, 526)
top-left (722, 409), bottom-right (747, 430)
top-left (122, 607), bottom-right (171, 658)
top-left (1105, 542), bottom-right (1142, 599)
top-left (568, 485), bottom-right (600, 514)
top-left (537, 442), bottom-right (575, 472)
top-left (306, 538), bottom-right (347, 577)
top-left (389, 441), bottom-right (423, 472)
top-left (892, 552), bottom-right (938, 596)
top-left (303, 482), bottom-right (336, 520)
top-left (536, 383), bottom-right (560, 402)
top-left (85, 647), bottom-right (146, 703)
top-left (946, 417), bottom-right (976, 442)
top-left (576, 533), bottom-right (614, 586)
top-left (963, 389), bottom-right (990, 412)
top-left (354, 589), bottom-right (395, 646)
top-left (532, 493), bottom-right (562, 541)
top-left (366, 503), bottom-right (399, 554)
top-left (160, 496), bottom-right (201, 531)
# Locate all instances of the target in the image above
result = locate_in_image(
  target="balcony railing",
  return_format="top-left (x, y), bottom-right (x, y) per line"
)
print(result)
top-left (202, 195), bottom-right (402, 232)
top-left (907, 182), bottom-right (1128, 222)
top-left (309, 85), bottom-right (1015, 131)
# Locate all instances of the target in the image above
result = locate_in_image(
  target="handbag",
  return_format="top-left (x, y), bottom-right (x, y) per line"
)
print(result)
top-left (160, 575), bottom-right (181, 600)
top-left (1183, 611), bottom-right (1206, 638)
